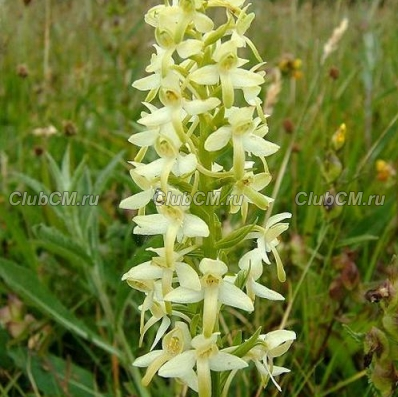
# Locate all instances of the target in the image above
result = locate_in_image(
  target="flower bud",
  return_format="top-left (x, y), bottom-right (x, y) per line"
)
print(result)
top-left (331, 123), bottom-right (346, 151)
top-left (322, 151), bottom-right (343, 183)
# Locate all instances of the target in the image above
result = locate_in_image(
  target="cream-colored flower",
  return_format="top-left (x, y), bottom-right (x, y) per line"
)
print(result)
top-left (246, 213), bottom-right (292, 282)
top-left (205, 107), bottom-right (279, 178)
top-left (119, 166), bottom-right (162, 211)
top-left (133, 204), bottom-right (209, 268)
top-left (246, 330), bottom-right (296, 391)
top-left (132, 136), bottom-right (197, 192)
top-left (159, 332), bottom-right (248, 396)
top-left (238, 253), bottom-right (285, 302)
top-left (138, 76), bottom-right (220, 144)
top-left (229, 171), bottom-right (274, 222)
top-left (165, 258), bottom-right (253, 336)
top-left (134, 322), bottom-right (197, 390)
top-left (190, 40), bottom-right (264, 108)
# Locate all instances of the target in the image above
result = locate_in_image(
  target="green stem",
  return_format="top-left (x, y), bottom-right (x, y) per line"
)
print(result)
top-left (198, 118), bottom-right (220, 259)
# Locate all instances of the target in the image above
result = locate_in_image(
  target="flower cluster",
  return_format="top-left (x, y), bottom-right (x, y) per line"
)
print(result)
top-left (121, 1), bottom-right (295, 395)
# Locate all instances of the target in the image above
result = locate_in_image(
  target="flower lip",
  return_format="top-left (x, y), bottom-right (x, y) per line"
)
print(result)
top-left (155, 137), bottom-right (178, 158)
top-left (155, 27), bottom-right (175, 48)
top-left (160, 205), bottom-right (185, 224)
top-left (233, 120), bottom-right (254, 135)
top-left (160, 88), bottom-right (181, 107)
top-left (219, 52), bottom-right (239, 72)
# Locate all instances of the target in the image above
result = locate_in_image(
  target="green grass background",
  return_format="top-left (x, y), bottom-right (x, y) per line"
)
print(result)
top-left (0, 0), bottom-right (397, 396)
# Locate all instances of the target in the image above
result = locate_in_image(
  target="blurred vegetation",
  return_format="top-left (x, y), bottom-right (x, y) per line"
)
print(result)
top-left (0, 0), bottom-right (397, 396)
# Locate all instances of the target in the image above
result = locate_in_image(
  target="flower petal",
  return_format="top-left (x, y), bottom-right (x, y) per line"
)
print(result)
top-left (243, 135), bottom-right (280, 157)
top-left (164, 287), bottom-right (204, 304)
top-left (204, 126), bottom-right (232, 151)
top-left (243, 187), bottom-right (273, 210)
top-left (199, 258), bottom-right (228, 276)
top-left (209, 352), bottom-right (248, 371)
top-left (122, 261), bottom-right (163, 281)
top-left (128, 130), bottom-right (158, 147)
top-left (180, 369), bottom-right (199, 392)
top-left (177, 39), bottom-right (203, 58)
top-left (243, 85), bottom-right (262, 105)
top-left (158, 351), bottom-right (196, 377)
top-left (190, 65), bottom-right (219, 85)
top-left (133, 214), bottom-right (169, 235)
top-left (175, 262), bottom-right (202, 291)
top-left (230, 68), bottom-right (264, 87)
top-left (219, 281), bottom-right (254, 312)
top-left (251, 172), bottom-right (272, 191)
top-left (133, 350), bottom-right (164, 367)
top-left (266, 213), bottom-right (292, 228)
top-left (119, 190), bottom-right (153, 210)
top-left (193, 12), bottom-right (214, 33)
top-left (266, 224), bottom-right (290, 242)
top-left (272, 366), bottom-right (291, 376)
top-left (134, 158), bottom-right (166, 179)
top-left (182, 214), bottom-right (210, 237)
top-left (139, 107), bottom-right (171, 127)
top-left (173, 154), bottom-right (197, 176)
top-left (261, 330), bottom-right (296, 352)
top-left (251, 280), bottom-right (285, 300)
top-left (151, 316), bottom-right (171, 350)
top-left (133, 74), bottom-right (161, 91)
top-left (183, 97), bottom-right (220, 115)
top-left (271, 246), bottom-right (286, 283)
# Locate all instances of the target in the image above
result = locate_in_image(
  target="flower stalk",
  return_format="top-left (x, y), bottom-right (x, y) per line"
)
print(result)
top-left (121, 1), bottom-right (296, 395)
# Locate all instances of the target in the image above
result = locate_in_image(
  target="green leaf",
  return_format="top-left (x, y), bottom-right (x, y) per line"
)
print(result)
top-left (0, 258), bottom-right (120, 358)
top-left (32, 224), bottom-right (92, 266)
top-left (230, 326), bottom-right (262, 359)
top-left (232, 330), bottom-right (243, 346)
top-left (12, 172), bottom-right (52, 197)
top-left (11, 172), bottom-right (63, 219)
top-left (45, 151), bottom-right (65, 192)
top-left (1, 209), bottom-right (39, 269)
top-left (9, 347), bottom-right (110, 397)
top-left (337, 234), bottom-right (379, 248)
top-left (93, 151), bottom-right (125, 195)
top-left (215, 224), bottom-right (256, 250)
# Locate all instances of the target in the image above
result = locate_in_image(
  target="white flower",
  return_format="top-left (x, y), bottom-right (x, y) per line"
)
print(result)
top-left (132, 137), bottom-right (197, 191)
top-left (165, 258), bottom-right (254, 336)
top-left (133, 204), bottom-right (209, 268)
top-left (246, 213), bottom-right (292, 282)
top-left (133, 322), bottom-right (197, 390)
top-left (139, 295), bottom-right (191, 351)
top-left (189, 40), bottom-right (264, 108)
top-left (119, 168), bottom-right (161, 211)
top-left (205, 107), bottom-right (279, 155)
top-left (128, 120), bottom-right (182, 151)
top-left (230, 6), bottom-right (255, 47)
top-left (238, 252), bottom-right (285, 302)
top-left (229, 171), bottom-right (274, 222)
top-left (247, 330), bottom-right (296, 391)
top-left (205, 107), bottom-right (279, 177)
top-left (159, 332), bottom-right (248, 396)
top-left (178, 0), bottom-right (214, 34)
top-left (132, 46), bottom-right (175, 94)
top-left (138, 76), bottom-right (220, 144)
